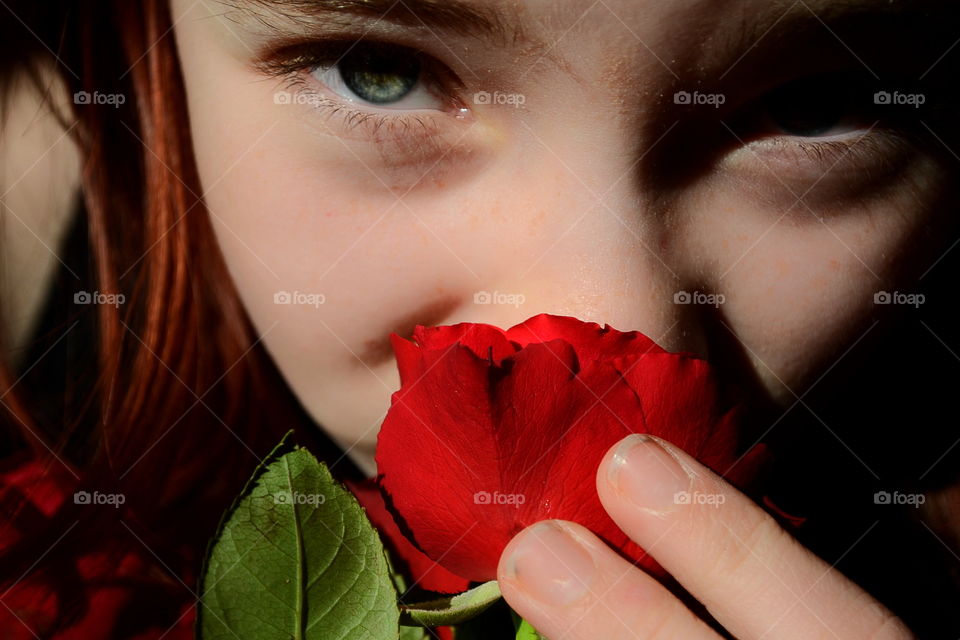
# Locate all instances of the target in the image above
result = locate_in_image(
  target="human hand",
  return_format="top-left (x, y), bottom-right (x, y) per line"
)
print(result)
top-left (498, 434), bottom-right (913, 639)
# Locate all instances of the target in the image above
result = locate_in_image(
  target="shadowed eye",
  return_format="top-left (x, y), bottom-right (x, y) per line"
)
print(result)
top-left (752, 73), bottom-right (874, 138)
top-left (715, 70), bottom-right (922, 192)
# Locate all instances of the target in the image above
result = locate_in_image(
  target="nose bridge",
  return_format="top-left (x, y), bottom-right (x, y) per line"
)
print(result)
top-left (473, 161), bottom-right (706, 354)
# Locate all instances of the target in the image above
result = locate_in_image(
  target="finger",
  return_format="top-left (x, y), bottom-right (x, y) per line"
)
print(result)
top-left (596, 434), bottom-right (913, 640)
top-left (497, 519), bottom-right (723, 640)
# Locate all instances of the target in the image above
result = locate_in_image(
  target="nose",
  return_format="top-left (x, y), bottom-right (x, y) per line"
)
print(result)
top-left (450, 187), bottom-right (712, 358)
top-left (457, 273), bottom-right (712, 359)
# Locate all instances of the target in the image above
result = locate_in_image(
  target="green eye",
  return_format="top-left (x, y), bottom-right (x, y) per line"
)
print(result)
top-left (338, 45), bottom-right (422, 105)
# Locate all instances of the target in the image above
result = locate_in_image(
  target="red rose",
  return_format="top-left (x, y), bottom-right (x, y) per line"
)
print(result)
top-left (347, 477), bottom-right (470, 595)
top-left (376, 314), bottom-right (766, 583)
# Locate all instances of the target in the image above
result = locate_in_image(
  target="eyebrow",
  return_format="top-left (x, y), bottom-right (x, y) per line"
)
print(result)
top-left (222, 0), bottom-right (514, 41)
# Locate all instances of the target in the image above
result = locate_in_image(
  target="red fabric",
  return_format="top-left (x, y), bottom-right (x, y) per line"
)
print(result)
top-left (0, 460), bottom-right (195, 639)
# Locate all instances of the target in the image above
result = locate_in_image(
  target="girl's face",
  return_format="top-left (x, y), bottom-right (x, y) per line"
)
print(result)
top-left (171, 0), bottom-right (952, 474)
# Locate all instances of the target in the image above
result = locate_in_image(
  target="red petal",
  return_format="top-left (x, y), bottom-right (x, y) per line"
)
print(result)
top-left (615, 352), bottom-right (769, 491)
top-left (618, 353), bottom-right (734, 460)
top-left (390, 333), bottom-right (428, 389)
top-left (346, 478), bottom-right (470, 594)
top-left (377, 342), bottom-right (512, 580)
top-left (506, 314), bottom-right (667, 359)
top-left (412, 323), bottom-right (517, 364)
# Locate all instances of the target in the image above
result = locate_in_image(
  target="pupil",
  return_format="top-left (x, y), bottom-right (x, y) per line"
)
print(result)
top-left (765, 76), bottom-right (852, 137)
top-left (339, 46), bottom-right (421, 105)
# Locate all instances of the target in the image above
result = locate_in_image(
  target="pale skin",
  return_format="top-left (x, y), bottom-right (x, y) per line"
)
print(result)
top-left (169, 0), bottom-right (952, 635)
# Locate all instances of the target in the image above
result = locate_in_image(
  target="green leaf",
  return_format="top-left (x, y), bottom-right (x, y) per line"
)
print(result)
top-left (385, 554), bottom-right (429, 639)
top-left (198, 446), bottom-right (399, 640)
top-left (515, 618), bottom-right (547, 640)
top-left (510, 611), bottom-right (547, 640)
top-left (400, 580), bottom-right (501, 627)
top-left (399, 625), bottom-right (431, 640)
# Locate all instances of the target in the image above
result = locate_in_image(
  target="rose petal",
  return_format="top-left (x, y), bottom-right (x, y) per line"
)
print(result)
top-left (412, 323), bottom-right (517, 364)
top-left (506, 314), bottom-right (666, 360)
top-left (346, 478), bottom-right (470, 595)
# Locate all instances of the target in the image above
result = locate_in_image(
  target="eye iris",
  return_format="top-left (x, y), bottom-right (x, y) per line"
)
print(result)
top-left (339, 47), bottom-right (421, 105)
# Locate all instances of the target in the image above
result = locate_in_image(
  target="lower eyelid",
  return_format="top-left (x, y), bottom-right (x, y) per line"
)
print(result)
top-left (279, 77), bottom-right (462, 143)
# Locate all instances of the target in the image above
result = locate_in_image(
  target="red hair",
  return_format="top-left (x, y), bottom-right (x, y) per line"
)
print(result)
top-left (0, 0), bottom-right (349, 634)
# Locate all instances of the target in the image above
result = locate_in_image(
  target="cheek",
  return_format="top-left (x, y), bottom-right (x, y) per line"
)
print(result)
top-left (188, 106), bottom-right (561, 448)
top-left (684, 187), bottom-right (933, 402)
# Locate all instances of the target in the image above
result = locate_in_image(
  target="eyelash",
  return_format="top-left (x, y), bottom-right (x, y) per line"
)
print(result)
top-left (742, 130), bottom-right (915, 179)
top-left (257, 41), bottom-right (465, 140)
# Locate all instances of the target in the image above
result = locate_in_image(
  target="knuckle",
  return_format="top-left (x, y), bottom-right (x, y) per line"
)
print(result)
top-left (699, 505), bottom-right (783, 582)
top-left (618, 585), bottom-right (685, 640)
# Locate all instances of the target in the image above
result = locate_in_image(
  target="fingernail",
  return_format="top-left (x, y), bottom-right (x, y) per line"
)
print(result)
top-left (503, 521), bottom-right (596, 606)
top-left (606, 434), bottom-right (694, 513)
